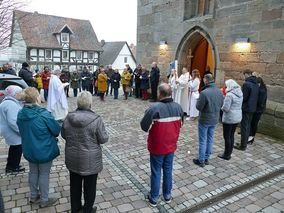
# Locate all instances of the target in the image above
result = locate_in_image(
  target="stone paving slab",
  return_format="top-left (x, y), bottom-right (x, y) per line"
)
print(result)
top-left (0, 94), bottom-right (283, 212)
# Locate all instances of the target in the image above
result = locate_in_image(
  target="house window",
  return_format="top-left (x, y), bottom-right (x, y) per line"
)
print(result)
top-left (45, 49), bottom-right (52, 59)
top-left (76, 51), bottom-right (82, 59)
top-left (124, 57), bottom-right (128, 63)
top-left (62, 50), bottom-right (69, 59)
top-left (61, 33), bottom-right (69, 42)
top-left (88, 52), bottom-right (94, 59)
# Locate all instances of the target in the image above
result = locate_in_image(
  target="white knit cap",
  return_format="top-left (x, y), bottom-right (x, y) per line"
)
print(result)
top-left (5, 85), bottom-right (22, 97)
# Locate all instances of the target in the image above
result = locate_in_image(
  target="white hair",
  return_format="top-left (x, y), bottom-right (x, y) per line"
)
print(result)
top-left (225, 79), bottom-right (241, 93)
top-left (77, 91), bottom-right (92, 109)
top-left (52, 69), bottom-right (61, 75)
top-left (5, 85), bottom-right (22, 97)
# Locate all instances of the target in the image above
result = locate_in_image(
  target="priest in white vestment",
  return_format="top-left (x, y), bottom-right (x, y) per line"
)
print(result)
top-left (47, 70), bottom-right (68, 121)
top-left (174, 67), bottom-right (189, 113)
top-left (186, 69), bottom-right (200, 121)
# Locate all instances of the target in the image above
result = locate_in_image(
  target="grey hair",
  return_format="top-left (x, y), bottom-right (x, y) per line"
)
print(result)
top-left (77, 91), bottom-right (92, 109)
top-left (204, 74), bottom-right (214, 82)
top-left (225, 79), bottom-right (241, 93)
top-left (52, 69), bottom-right (61, 75)
top-left (158, 83), bottom-right (172, 97)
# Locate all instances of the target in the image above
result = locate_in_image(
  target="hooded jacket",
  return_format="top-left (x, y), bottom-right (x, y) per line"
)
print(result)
top-left (0, 96), bottom-right (22, 146)
top-left (222, 87), bottom-right (243, 124)
top-left (61, 109), bottom-right (109, 176)
top-left (242, 76), bottom-right (259, 113)
top-left (196, 82), bottom-right (224, 125)
top-left (17, 105), bottom-right (61, 163)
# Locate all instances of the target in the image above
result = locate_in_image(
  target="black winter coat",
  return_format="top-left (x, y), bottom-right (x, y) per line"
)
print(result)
top-left (81, 71), bottom-right (91, 87)
top-left (150, 67), bottom-right (160, 84)
top-left (134, 68), bottom-right (142, 83)
top-left (140, 71), bottom-right (150, 90)
top-left (19, 68), bottom-right (34, 86)
top-left (256, 86), bottom-right (267, 113)
top-left (111, 73), bottom-right (121, 89)
top-left (242, 76), bottom-right (259, 113)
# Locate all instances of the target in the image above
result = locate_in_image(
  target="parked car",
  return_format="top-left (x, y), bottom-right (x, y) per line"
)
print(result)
top-left (0, 74), bottom-right (28, 103)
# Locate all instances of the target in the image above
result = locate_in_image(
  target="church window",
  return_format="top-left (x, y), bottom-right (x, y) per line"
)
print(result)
top-left (184, 0), bottom-right (214, 20)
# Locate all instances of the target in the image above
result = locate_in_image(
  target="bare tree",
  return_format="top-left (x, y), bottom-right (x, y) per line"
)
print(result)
top-left (0, 0), bottom-right (27, 51)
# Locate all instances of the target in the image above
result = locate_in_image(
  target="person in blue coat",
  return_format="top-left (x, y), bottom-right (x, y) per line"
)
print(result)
top-left (0, 85), bottom-right (24, 173)
top-left (17, 87), bottom-right (61, 208)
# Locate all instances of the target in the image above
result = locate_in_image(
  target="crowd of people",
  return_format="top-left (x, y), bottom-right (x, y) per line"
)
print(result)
top-left (0, 60), bottom-right (267, 210)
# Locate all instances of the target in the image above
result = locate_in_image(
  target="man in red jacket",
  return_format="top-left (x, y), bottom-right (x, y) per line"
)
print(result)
top-left (41, 66), bottom-right (51, 101)
top-left (140, 83), bottom-right (184, 207)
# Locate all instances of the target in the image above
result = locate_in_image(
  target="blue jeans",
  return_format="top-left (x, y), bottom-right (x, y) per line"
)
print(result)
top-left (198, 123), bottom-right (217, 163)
top-left (113, 88), bottom-right (118, 99)
top-left (150, 153), bottom-right (174, 203)
top-left (29, 161), bottom-right (52, 202)
top-left (106, 80), bottom-right (112, 95)
top-left (73, 88), bottom-right (78, 97)
top-left (44, 89), bottom-right (48, 101)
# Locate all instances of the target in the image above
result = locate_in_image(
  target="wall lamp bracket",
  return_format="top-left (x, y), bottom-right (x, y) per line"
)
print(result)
top-left (235, 38), bottom-right (250, 43)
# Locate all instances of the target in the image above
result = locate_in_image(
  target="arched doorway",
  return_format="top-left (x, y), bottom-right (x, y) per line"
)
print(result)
top-left (175, 26), bottom-right (216, 81)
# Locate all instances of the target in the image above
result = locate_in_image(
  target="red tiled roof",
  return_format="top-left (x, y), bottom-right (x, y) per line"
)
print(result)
top-left (13, 10), bottom-right (103, 51)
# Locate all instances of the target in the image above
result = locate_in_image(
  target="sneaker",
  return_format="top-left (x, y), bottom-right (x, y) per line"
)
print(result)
top-left (186, 117), bottom-right (195, 121)
top-left (145, 194), bottom-right (157, 207)
top-left (164, 197), bottom-right (172, 204)
top-left (30, 195), bottom-right (40, 204)
top-left (204, 160), bottom-right (209, 165)
top-left (193, 159), bottom-right (205, 167)
top-left (40, 198), bottom-right (58, 208)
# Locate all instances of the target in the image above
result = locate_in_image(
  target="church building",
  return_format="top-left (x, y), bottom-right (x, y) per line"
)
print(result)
top-left (136, 0), bottom-right (284, 139)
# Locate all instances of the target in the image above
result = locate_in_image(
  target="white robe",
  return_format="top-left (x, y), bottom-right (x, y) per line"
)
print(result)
top-left (187, 78), bottom-right (200, 117)
top-left (169, 75), bottom-right (177, 100)
top-left (174, 72), bottom-right (189, 113)
top-left (47, 75), bottom-right (68, 120)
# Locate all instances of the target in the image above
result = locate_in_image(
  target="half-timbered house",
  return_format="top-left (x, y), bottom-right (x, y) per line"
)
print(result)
top-left (10, 10), bottom-right (103, 71)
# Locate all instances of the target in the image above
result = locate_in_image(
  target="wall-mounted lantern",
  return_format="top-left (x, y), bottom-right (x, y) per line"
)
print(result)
top-left (159, 41), bottom-right (168, 50)
top-left (234, 37), bottom-right (250, 51)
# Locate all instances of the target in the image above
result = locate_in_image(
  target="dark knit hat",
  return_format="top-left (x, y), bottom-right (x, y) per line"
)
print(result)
top-left (22, 62), bottom-right (29, 68)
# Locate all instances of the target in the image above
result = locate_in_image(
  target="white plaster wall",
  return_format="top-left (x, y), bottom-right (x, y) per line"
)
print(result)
top-left (11, 19), bottom-right (27, 63)
top-left (70, 51), bottom-right (76, 57)
top-left (53, 50), bottom-right (60, 57)
top-left (112, 44), bottom-right (136, 73)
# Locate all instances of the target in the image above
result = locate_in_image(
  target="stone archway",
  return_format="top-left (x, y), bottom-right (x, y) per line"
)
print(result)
top-left (175, 26), bottom-right (217, 78)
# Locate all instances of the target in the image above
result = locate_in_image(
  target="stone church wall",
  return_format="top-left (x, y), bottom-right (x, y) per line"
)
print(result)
top-left (137, 0), bottom-right (284, 140)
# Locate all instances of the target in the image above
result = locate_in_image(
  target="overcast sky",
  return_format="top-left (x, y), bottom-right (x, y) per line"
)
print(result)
top-left (25, 0), bottom-right (137, 45)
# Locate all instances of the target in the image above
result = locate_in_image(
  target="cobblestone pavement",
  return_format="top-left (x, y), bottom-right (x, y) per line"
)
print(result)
top-left (0, 93), bottom-right (284, 213)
